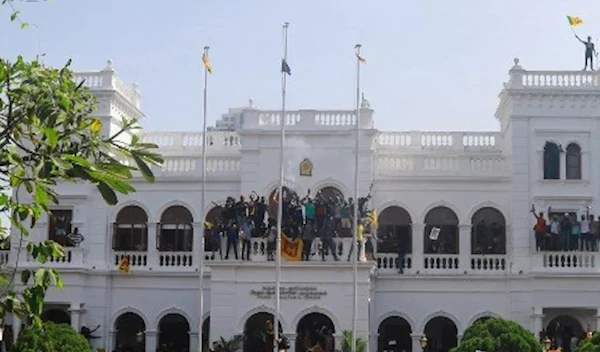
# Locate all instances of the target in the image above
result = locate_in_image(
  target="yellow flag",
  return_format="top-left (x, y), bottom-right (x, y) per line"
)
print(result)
top-left (118, 257), bottom-right (130, 273)
top-left (90, 119), bottom-right (102, 133)
top-left (202, 52), bottom-right (213, 74)
top-left (567, 15), bottom-right (583, 27)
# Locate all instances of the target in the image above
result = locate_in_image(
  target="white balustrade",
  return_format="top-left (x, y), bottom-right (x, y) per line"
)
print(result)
top-left (24, 247), bottom-right (85, 268)
top-left (376, 253), bottom-right (412, 274)
top-left (520, 72), bottom-right (600, 89)
top-left (423, 254), bottom-right (460, 274)
top-left (376, 131), bottom-right (502, 151)
top-left (113, 251), bottom-right (148, 269)
top-left (141, 132), bottom-right (241, 150)
top-left (376, 155), bottom-right (509, 177)
top-left (0, 250), bottom-right (9, 265)
top-left (469, 254), bottom-right (507, 273)
top-left (536, 251), bottom-right (598, 270)
top-left (158, 252), bottom-right (194, 268)
top-left (73, 71), bottom-right (140, 109)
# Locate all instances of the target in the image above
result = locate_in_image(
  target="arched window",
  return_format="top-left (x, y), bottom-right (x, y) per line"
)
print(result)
top-left (471, 207), bottom-right (506, 255)
top-left (158, 206), bottom-right (193, 252)
top-left (377, 206), bottom-right (412, 254)
top-left (566, 143), bottom-right (582, 180)
top-left (424, 207), bottom-right (459, 255)
top-left (113, 206), bottom-right (148, 251)
top-left (543, 142), bottom-right (560, 180)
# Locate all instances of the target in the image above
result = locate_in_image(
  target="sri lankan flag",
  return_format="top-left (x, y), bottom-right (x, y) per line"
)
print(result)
top-left (202, 52), bottom-right (213, 74)
top-left (567, 15), bottom-right (583, 27)
top-left (118, 256), bottom-right (130, 273)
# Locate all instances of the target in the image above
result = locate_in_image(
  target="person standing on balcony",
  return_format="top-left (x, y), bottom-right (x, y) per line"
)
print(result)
top-left (580, 214), bottom-right (591, 251)
top-left (266, 221), bottom-right (277, 261)
top-left (574, 34), bottom-right (596, 70)
top-left (210, 223), bottom-right (223, 260)
top-left (549, 214), bottom-right (560, 251)
top-left (560, 213), bottom-right (572, 251)
top-left (531, 205), bottom-right (547, 251)
top-left (224, 220), bottom-right (239, 260)
top-left (241, 218), bottom-right (254, 261)
top-left (302, 220), bottom-right (316, 261)
top-left (590, 214), bottom-right (599, 251)
top-left (570, 214), bottom-right (581, 251)
top-left (321, 217), bottom-right (339, 261)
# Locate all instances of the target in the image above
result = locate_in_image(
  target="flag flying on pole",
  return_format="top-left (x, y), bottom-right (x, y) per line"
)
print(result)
top-left (356, 52), bottom-right (367, 64)
top-left (567, 15), bottom-right (583, 27)
top-left (202, 52), bottom-right (213, 74)
top-left (281, 59), bottom-right (291, 75)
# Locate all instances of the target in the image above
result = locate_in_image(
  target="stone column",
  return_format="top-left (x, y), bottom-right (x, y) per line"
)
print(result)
top-left (412, 224), bottom-right (425, 273)
top-left (457, 334), bottom-right (463, 345)
top-left (192, 222), bottom-right (204, 267)
top-left (148, 223), bottom-right (158, 268)
top-left (109, 329), bottom-right (117, 352)
top-left (595, 309), bottom-right (600, 331)
top-left (411, 333), bottom-right (423, 352)
top-left (560, 152), bottom-right (566, 180)
top-left (531, 307), bottom-right (544, 339)
top-left (189, 331), bottom-right (199, 352)
top-left (68, 302), bottom-right (83, 332)
top-left (11, 313), bottom-right (21, 343)
top-left (359, 239), bottom-right (367, 262)
top-left (458, 224), bottom-right (471, 273)
top-left (370, 333), bottom-right (378, 352)
top-left (145, 330), bottom-right (158, 352)
top-left (284, 332), bottom-right (296, 352)
top-left (334, 334), bottom-right (343, 352)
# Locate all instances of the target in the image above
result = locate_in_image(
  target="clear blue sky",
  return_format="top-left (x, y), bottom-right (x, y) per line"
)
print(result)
top-left (1, 0), bottom-right (598, 132)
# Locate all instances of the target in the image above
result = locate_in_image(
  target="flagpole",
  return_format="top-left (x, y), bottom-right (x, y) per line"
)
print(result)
top-left (274, 22), bottom-right (290, 352)
top-left (198, 45), bottom-right (209, 352)
top-left (351, 43), bottom-right (362, 352)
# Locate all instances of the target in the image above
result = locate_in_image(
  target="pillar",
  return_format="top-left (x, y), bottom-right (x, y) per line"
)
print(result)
top-left (412, 224), bottom-right (425, 273)
top-left (68, 302), bottom-right (83, 332)
top-left (560, 152), bottom-right (566, 180)
top-left (458, 224), bottom-right (471, 273)
top-left (411, 333), bottom-right (423, 352)
top-left (359, 239), bottom-right (367, 262)
top-left (370, 333), bottom-right (378, 352)
top-left (334, 334), bottom-right (343, 351)
top-left (595, 309), bottom-right (600, 331)
top-left (531, 307), bottom-right (544, 339)
top-left (109, 329), bottom-right (117, 352)
top-left (11, 314), bottom-right (20, 343)
top-left (189, 331), bottom-right (199, 352)
top-left (145, 330), bottom-right (158, 352)
top-left (192, 222), bottom-right (204, 266)
top-left (457, 334), bottom-right (463, 345)
top-left (284, 332), bottom-right (295, 352)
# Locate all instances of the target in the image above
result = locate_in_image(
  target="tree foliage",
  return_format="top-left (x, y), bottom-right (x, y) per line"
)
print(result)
top-left (0, 56), bottom-right (162, 327)
top-left (11, 321), bottom-right (92, 352)
top-left (339, 330), bottom-right (367, 352)
top-left (209, 335), bottom-right (244, 352)
top-left (574, 331), bottom-right (599, 352)
top-left (451, 318), bottom-right (542, 352)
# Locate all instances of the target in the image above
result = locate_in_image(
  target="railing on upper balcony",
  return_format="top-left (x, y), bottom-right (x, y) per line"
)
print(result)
top-left (22, 247), bottom-right (85, 269)
top-left (73, 61), bottom-right (140, 109)
top-left (375, 155), bottom-right (509, 177)
top-left (141, 131), bottom-right (242, 151)
top-left (507, 59), bottom-right (600, 90)
top-left (240, 109), bottom-right (374, 129)
top-left (377, 131), bottom-right (502, 151)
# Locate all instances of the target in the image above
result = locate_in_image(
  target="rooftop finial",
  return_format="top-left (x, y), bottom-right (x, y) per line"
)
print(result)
top-left (104, 59), bottom-right (114, 71)
top-left (248, 98), bottom-right (256, 108)
top-left (510, 57), bottom-right (523, 71)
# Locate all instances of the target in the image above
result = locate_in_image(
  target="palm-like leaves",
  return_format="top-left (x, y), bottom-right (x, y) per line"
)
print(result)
top-left (211, 335), bottom-right (243, 352)
top-left (340, 330), bottom-right (367, 352)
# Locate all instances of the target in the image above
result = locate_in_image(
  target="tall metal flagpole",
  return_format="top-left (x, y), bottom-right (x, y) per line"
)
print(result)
top-left (274, 22), bottom-right (290, 352)
top-left (198, 45), bottom-right (209, 352)
top-left (351, 43), bottom-right (362, 352)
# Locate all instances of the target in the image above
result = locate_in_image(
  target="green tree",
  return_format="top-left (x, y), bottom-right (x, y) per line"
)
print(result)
top-left (0, 56), bottom-right (162, 327)
top-left (11, 321), bottom-right (92, 352)
top-left (574, 332), bottom-right (598, 352)
top-left (211, 335), bottom-right (244, 352)
top-left (340, 330), bottom-right (367, 352)
top-left (451, 317), bottom-right (543, 352)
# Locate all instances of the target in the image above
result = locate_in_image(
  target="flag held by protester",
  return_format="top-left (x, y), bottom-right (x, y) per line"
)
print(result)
top-left (281, 234), bottom-right (303, 261)
top-left (118, 256), bottom-right (130, 273)
top-left (567, 15), bottom-right (583, 27)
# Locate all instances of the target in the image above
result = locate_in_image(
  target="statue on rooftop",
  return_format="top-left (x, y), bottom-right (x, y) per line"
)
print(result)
top-left (360, 93), bottom-right (370, 108)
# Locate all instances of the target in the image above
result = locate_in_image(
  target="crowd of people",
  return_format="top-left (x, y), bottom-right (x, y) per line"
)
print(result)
top-left (205, 187), bottom-right (376, 261)
top-left (532, 205), bottom-right (599, 252)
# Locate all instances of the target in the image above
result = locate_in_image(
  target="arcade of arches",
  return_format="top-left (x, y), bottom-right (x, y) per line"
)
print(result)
top-left (376, 205), bottom-right (506, 256)
top-left (243, 311), bottom-right (335, 352)
top-left (377, 315), bottom-right (459, 352)
top-left (113, 312), bottom-right (193, 352)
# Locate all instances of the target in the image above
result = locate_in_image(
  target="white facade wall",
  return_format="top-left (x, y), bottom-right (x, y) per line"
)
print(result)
top-left (6, 59), bottom-right (600, 352)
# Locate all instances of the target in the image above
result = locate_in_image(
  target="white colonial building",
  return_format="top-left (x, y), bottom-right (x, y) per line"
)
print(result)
top-left (5, 58), bottom-right (600, 352)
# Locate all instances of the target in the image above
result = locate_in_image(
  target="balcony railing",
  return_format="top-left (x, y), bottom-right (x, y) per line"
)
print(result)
top-left (23, 247), bottom-right (85, 269)
top-left (375, 155), bottom-right (509, 177)
top-left (532, 251), bottom-right (599, 273)
top-left (73, 67), bottom-right (140, 109)
top-left (376, 131), bottom-right (503, 152)
top-left (141, 132), bottom-right (241, 152)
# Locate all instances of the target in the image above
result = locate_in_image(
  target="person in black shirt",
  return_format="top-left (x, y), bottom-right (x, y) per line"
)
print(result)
top-left (575, 34), bottom-right (596, 70)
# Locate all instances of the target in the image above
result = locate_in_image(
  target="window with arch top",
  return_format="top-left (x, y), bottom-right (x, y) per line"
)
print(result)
top-left (158, 205), bottom-right (194, 252)
top-left (543, 142), bottom-right (560, 180)
top-left (566, 143), bottom-right (582, 180)
top-left (113, 205), bottom-right (148, 251)
top-left (424, 206), bottom-right (459, 254)
top-left (471, 207), bottom-right (506, 255)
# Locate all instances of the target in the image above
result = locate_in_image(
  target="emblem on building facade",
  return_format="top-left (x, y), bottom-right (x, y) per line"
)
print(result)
top-left (299, 158), bottom-right (313, 176)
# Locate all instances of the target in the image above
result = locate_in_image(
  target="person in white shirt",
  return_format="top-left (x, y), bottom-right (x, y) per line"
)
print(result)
top-left (550, 216), bottom-right (560, 251)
